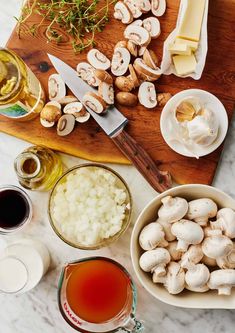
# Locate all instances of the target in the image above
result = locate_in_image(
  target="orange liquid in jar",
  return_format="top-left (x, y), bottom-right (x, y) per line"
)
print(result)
top-left (66, 259), bottom-right (132, 323)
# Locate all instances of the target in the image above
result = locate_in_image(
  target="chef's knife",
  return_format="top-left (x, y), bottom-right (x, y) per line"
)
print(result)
top-left (48, 54), bottom-right (172, 193)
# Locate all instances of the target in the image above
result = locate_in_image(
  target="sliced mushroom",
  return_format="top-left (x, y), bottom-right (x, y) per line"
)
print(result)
top-left (138, 82), bottom-right (157, 109)
top-left (151, 0), bottom-right (166, 17)
top-left (76, 62), bottom-right (100, 87)
top-left (57, 114), bottom-right (76, 136)
top-left (40, 101), bottom-right (62, 128)
top-left (143, 17), bottom-right (161, 39)
top-left (94, 69), bottom-right (113, 84)
top-left (58, 95), bottom-right (78, 105)
top-left (116, 92), bottom-right (138, 107)
top-left (115, 40), bottom-right (128, 49)
top-left (129, 64), bottom-right (140, 88)
top-left (48, 74), bottom-right (66, 101)
top-left (128, 19), bottom-right (143, 27)
top-left (114, 1), bottom-right (133, 24)
top-left (111, 47), bottom-right (131, 76)
top-left (127, 40), bottom-right (138, 57)
top-left (137, 0), bottom-right (151, 13)
top-left (124, 25), bottom-right (150, 46)
top-left (115, 76), bottom-right (134, 92)
top-left (82, 92), bottom-right (107, 114)
top-left (98, 82), bottom-right (114, 105)
top-left (64, 102), bottom-right (90, 123)
top-left (124, 0), bottom-right (142, 18)
top-left (87, 49), bottom-right (111, 71)
top-left (134, 58), bottom-right (161, 81)
top-left (143, 49), bottom-right (159, 70)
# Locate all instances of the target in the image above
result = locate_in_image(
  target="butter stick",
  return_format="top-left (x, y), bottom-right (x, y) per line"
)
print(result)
top-left (173, 54), bottom-right (197, 76)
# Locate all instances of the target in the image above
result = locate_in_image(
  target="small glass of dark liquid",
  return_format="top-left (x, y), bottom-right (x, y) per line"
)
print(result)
top-left (0, 185), bottom-right (33, 234)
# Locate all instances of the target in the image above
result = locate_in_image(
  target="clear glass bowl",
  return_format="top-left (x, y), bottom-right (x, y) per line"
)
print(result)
top-left (48, 164), bottom-right (132, 249)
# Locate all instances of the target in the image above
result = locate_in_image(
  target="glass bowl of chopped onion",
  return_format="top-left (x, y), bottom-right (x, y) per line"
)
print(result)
top-left (48, 164), bottom-right (132, 249)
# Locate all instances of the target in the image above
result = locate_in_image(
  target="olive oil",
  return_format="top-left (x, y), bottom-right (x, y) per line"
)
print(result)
top-left (14, 146), bottom-right (63, 191)
top-left (0, 48), bottom-right (45, 120)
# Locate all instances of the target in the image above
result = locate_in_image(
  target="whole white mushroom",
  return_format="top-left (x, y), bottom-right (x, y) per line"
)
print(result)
top-left (216, 243), bottom-right (235, 269)
top-left (211, 208), bottom-right (235, 239)
top-left (157, 218), bottom-right (176, 242)
top-left (180, 244), bottom-right (204, 269)
top-left (186, 198), bottom-right (217, 226)
top-left (166, 241), bottom-right (183, 261)
top-left (208, 269), bottom-right (235, 295)
top-left (185, 264), bottom-right (210, 289)
top-left (139, 222), bottom-right (168, 251)
top-left (139, 248), bottom-right (171, 279)
top-left (202, 235), bottom-right (233, 259)
top-left (158, 196), bottom-right (188, 223)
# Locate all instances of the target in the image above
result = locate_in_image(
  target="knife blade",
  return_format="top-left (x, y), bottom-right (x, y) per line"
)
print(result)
top-left (47, 54), bottom-right (172, 193)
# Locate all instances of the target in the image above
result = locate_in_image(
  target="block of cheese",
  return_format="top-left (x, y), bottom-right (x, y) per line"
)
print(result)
top-left (168, 43), bottom-right (192, 56)
top-left (173, 54), bottom-right (197, 76)
top-left (175, 37), bottom-right (199, 52)
top-left (177, 0), bottom-right (206, 42)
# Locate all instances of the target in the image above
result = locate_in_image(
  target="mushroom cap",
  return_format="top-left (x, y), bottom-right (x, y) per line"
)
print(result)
top-left (82, 92), bottom-right (106, 114)
top-left (48, 74), bottom-right (66, 101)
top-left (114, 1), bottom-right (133, 24)
top-left (128, 64), bottom-right (140, 88)
top-left (138, 82), bottom-right (157, 109)
top-left (57, 114), bottom-right (76, 136)
top-left (201, 255), bottom-right (217, 267)
top-left (98, 82), bottom-right (114, 105)
top-left (124, 0), bottom-right (143, 18)
top-left (111, 47), bottom-right (131, 76)
top-left (139, 222), bottom-right (167, 250)
top-left (171, 219), bottom-right (204, 252)
top-left (202, 235), bottom-right (233, 259)
top-left (181, 244), bottom-right (204, 269)
top-left (186, 198), bottom-right (218, 226)
top-left (94, 69), bottom-right (113, 84)
top-left (139, 248), bottom-right (170, 272)
top-left (164, 262), bottom-right (185, 294)
top-left (127, 40), bottom-right (138, 57)
top-left (208, 269), bottom-right (235, 295)
top-left (64, 102), bottom-right (90, 123)
top-left (87, 49), bottom-right (111, 71)
top-left (216, 243), bottom-right (235, 269)
top-left (124, 25), bottom-right (150, 46)
top-left (143, 17), bottom-right (161, 38)
top-left (40, 101), bottom-right (61, 127)
top-left (116, 92), bottom-right (138, 107)
top-left (158, 196), bottom-right (188, 223)
top-left (134, 58), bottom-right (161, 81)
top-left (151, 0), bottom-right (166, 17)
top-left (186, 284), bottom-right (209, 293)
top-left (157, 218), bottom-right (176, 242)
top-left (137, 0), bottom-right (151, 13)
top-left (185, 264), bottom-right (210, 289)
top-left (166, 241), bottom-right (183, 261)
top-left (115, 40), bottom-right (128, 49)
top-left (215, 208), bottom-right (235, 238)
top-left (143, 49), bottom-right (159, 70)
top-left (115, 76), bottom-right (134, 92)
top-left (204, 227), bottom-right (222, 237)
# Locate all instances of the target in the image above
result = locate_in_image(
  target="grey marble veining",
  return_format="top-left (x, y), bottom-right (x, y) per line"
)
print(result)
top-left (0, 2), bottom-right (235, 333)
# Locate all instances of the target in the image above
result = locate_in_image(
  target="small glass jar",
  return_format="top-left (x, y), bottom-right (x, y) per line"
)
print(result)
top-left (14, 146), bottom-right (63, 191)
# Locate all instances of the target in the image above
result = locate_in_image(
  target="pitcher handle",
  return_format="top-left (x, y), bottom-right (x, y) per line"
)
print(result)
top-left (117, 313), bottom-right (144, 333)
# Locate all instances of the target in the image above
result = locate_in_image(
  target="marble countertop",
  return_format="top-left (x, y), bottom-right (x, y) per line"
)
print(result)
top-left (1, 2), bottom-right (235, 333)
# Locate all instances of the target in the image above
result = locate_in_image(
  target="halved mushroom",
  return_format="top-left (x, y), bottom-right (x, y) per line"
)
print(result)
top-left (138, 82), bottom-right (157, 109)
top-left (129, 64), bottom-right (140, 88)
top-left (114, 1), bottom-right (133, 24)
top-left (111, 47), bottom-right (131, 76)
top-left (87, 49), bottom-right (111, 71)
top-left (48, 74), bottom-right (66, 101)
top-left (58, 95), bottom-right (78, 105)
top-left (76, 62), bottom-right (100, 87)
top-left (151, 0), bottom-right (166, 17)
top-left (127, 40), bottom-right (138, 57)
top-left (137, 0), bottom-right (151, 13)
top-left (40, 101), bottom-right (62, 128)
top-left (134, 58), bottom-right (161, 81)
top-left (124, 25), bottom-right (151, 46)
top-left (116, 92), bottom-right (138, 107)
top-left (143, 49), bottom-right (159, 69)
top-left (64, 102), bottom-right (90, 123)
top-left (143, 17), bottom-right (161, 39)
top-left (57, 114), bottom-right (76, 136)
top-left (94, 69), bottom-right (113, 84)
top-left (115, 40), bottom-right (128, 49)
top-left (82, 92), bottom-right (107, 114)
top-left (98, 82), bottom-right (114, 105)
top-left (124, 0), bottom-right (142, 18)
top-left (115, 76), bottom-right (134, 92)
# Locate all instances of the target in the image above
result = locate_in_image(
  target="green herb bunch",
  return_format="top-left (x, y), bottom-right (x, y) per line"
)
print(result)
top-left (17, 0), bottom-right (116, 52)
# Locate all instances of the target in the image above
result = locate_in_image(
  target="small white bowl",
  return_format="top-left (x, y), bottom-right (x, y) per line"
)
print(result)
top-left (130, 184), bottom-right (235, 309)
top-left (160, 89), bottom-right (228, 158)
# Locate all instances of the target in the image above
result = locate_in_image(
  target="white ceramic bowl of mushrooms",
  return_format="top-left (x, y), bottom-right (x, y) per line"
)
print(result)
top-left (130, 184), bottom-right (235, 308)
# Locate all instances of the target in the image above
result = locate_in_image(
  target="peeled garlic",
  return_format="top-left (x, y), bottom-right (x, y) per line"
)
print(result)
top-left (175, 97), bottom-right (201, 122)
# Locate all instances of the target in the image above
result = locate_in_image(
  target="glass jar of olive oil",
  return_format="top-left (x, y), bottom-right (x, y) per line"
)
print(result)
top-left (0, 48), bottom-right (45, 120)
top-left (14, 146), bottom-right (63, 191)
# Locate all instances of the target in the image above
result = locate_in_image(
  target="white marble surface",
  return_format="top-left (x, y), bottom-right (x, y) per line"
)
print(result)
top-left (1, 2), bottom-right (235, 333)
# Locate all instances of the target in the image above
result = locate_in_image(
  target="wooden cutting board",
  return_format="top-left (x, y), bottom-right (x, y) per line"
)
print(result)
top-left (1, 0), bottom-right (235, 185)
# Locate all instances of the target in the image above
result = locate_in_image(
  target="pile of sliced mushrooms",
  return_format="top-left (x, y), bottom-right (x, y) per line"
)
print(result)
top-left (139, 196), bottom-right (235, 296)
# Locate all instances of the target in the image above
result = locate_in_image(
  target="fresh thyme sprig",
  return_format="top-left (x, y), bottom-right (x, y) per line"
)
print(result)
top-left (16, 0), bottom-right (116, 53)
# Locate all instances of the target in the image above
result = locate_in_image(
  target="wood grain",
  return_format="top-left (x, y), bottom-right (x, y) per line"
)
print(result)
top-left (1, 0), bottom-right (235, 185)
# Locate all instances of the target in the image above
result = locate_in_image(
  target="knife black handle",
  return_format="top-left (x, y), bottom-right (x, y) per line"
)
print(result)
top-left (112, 129), bottom-right (172, 193)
